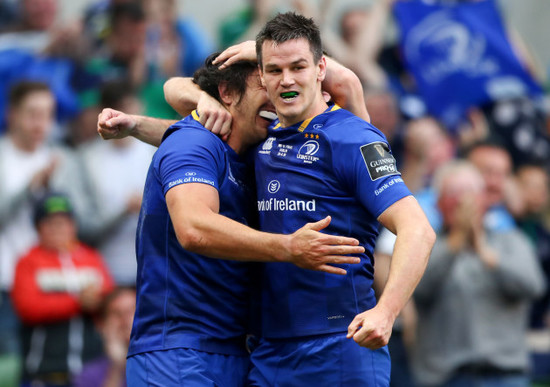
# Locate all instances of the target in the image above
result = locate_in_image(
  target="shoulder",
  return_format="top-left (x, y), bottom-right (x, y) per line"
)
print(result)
top-left (160, 118), bottom-right (223, 153)
top-left (75, 243), bottom-right (105, 262)
top-left (322, 108), bottom-right (386, 143)
top-left (16, 246), bottom-right (47, 268)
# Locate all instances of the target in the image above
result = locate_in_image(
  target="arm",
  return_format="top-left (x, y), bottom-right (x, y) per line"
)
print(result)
top-left (347, 195), bottom-right (435, 348)
top-left (166, 182), bottom-right (364, 275)
top-left (12, 256), bottom-right (81, 325)
top-left (164, 77), bottom-right (233, 140)
top-left (97, 108), bottom-right (176, 147)
top-left (323, 56), bottom-right (370, 122)
top-left (483, 231), bottom-right (546, 300)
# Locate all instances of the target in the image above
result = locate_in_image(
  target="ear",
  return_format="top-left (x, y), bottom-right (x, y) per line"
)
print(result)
top-left (218, 82), bottom-right (234, 106)
top-left (258, 65), bottom-right (266, 88)
top-left (317, 56), bottom-right (327, 83)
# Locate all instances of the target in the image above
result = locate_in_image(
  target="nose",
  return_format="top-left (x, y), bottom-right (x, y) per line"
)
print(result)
top-left (280, 69), bottom-right (295, 87)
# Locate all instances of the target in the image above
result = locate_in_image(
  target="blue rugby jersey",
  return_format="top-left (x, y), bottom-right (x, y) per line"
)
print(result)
top-left (255, 105), bottom-right (412, 339)
top-left (128, 112), bottom-right (257, 357)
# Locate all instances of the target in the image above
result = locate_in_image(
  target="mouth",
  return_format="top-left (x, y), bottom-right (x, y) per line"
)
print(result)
top-left (280, 91), bottom-right (299, 102)
top-left (258, 103), bottom-right (277, 122)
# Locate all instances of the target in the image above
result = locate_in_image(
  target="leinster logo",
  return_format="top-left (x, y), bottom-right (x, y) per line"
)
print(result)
top-left (267, 180), bottom-right (281, 194)
top-left (360, 141), bottom-right (400, 181)
top-left (297, 140), bottom-right (320, 164)
top-left (260, 137), bottom-right (276, 154)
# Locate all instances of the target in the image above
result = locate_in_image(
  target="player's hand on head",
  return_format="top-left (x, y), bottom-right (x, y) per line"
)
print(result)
top-left (213, 41), bottom-right (257, 69)
top-left (346, 306), bottom-right (395, 349)
top-left (286, 216), bottom-right (364, 275)
top-left (97, 108), bottom-right (137, 140)
top-left (197, 92), bottom-right (232, 140)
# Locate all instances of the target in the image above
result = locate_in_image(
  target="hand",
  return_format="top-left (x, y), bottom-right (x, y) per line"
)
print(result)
top-left (213, 41), bottom-right (257, 69)
top-left (97, 108), bottom-right (137, 140)
top-left (286, 216), bottom-right (364, 275)
top-left (125, 193), bottom-right (143, 214)
top-left (78, 283), bottom-right (103, 313)
top-left (29, 157), bottom-right (58, 192)
top-left (197, 92), bottom-right (232, 141)
top-left (346, 305), bottom-right (395, 349)
top-left (102, 322), bottom-right (128, 368)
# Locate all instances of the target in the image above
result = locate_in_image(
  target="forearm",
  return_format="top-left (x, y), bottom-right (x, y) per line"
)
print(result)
top-left (376, 196), bottom-right (435, 317)
top-left (175, 206), bottom-right (290, 262)
top-left (132, 115), bottom-right (177, 147)
top-left (164, 77), bottom-right (203, 118)
top-left (323, 56), bottom-right (370, 121)
top-left (377, 223), bottom-right (433, 319)
top-left (0, 185), bottom-right (31, 228)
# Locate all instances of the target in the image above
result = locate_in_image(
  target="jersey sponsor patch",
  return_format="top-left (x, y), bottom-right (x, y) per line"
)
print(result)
top-left (360, 142), bottom-right (400, 181)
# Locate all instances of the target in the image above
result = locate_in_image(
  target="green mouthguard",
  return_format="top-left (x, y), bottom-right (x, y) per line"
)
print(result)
top-left (281, 91), bottom-right (298, 98)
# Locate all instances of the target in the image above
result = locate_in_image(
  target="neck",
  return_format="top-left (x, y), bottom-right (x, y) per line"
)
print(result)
top-left (9, 131), bottom-right (39, 152)
top-left (225, 128), bottom-right (248, 155)
top-left (280, 96), bottom-right (328, 128)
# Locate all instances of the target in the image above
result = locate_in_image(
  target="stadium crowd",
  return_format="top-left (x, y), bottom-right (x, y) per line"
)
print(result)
top-left (0, 0), bottom-right (549, 386)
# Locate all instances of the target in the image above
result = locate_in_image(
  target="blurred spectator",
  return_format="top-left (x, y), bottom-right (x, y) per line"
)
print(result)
top-left (0, 0), bottom-right (85, 135)
top-left (400, 116), bottom-right (455, 193)
top-left (0, 81), bottom-right (83, 386)
top-left (218, 0), bottom-right (280, 49)
top-left (81, 1), bottom-right (179, 119)
top-left (11, 192), bottom-right (114, 387)
top-left (313, 0), bottom-right (395, 90)
top-left (73, 286), bottom-right (135, 387)
top-left (364, 88), bottom-right (404, 163)
top-left (0, 0), bottom-right (84, 59)
top-left (412, 160), bottom-right (545, 387)
top-left (76, 80), bottom-right (153, 285)
top-left (514, 164), bottom-right (550, 330)
top-left (84, 2), bottom-right (147, 88)
top-left (465, 140), bottom-right (523, 231)
top-left (143, 0), bottom-right (215, 80)
top-left (82, 0), bottom-right (135, 53)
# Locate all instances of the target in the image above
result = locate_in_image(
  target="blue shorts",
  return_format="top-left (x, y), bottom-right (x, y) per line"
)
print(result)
top-left (248, 333), bottom-right (391, 386)
top-left (126, 348), bottom-right (249, 387)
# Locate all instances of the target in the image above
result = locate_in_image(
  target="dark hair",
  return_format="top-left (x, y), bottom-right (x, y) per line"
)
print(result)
top-left (33, 191), bottom-right (74, 227)
top-left (110, 2), bottom-right (145, 29)
top-left (8, 81), bottom-right (51, 108)
top-left (461, 137), bottom-right (509, 159)
top-left (193, 52), bottom-right (258, 104)
top-left (255, 12), bottom-right (323, 68)
top-left (98, 286), bottom-right (136, 321)
top-left (100, 80), bottom-right (135, 110)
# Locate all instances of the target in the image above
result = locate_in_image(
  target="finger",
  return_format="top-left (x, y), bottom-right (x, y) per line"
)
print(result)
top-left (210, 118), bottom-right (224, 135)
top-left (355, 333), bottom-right (386, 350)
top-left (202, 115), bottom-right (214, 130)
top-left (105, 113), bottom-right (130, 129)
top-left (321, 235), bottom-right (361, 247)
top-left (317, 264), bottom-right (347, 275)
top-left (213, 47), bottom-right (239, 65)
top-left (322, 256), bottom-right (361, 265)
top-left (219, 117), bottom-right (232, 137)
top-left (347, 317), bottom-right (361, 338)
top-left (304, 215), bottom-right (331, 231)
top-left (353, 324), bottom-right (376, 345)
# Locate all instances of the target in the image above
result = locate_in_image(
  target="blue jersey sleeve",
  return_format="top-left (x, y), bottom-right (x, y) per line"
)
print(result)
top-left (332, 118), bottom-right (411, 218)
top-left (154, 125), bottom-right (225, 196)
